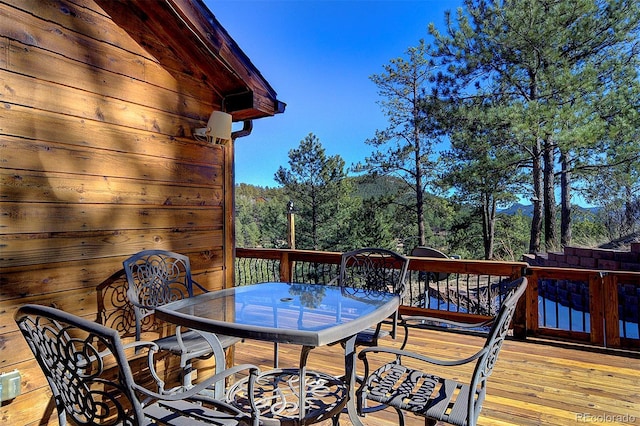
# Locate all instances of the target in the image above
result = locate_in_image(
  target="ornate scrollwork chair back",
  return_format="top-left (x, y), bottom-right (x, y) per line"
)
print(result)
top-left (16, 304), bottom-right (145, 425)
top-left (357, 277), bottom-right (528, 426)
top-left (15, 304), bottom-right (260, 426)
top-left (123, 250), bottom-right (193, 339)
top-left (338, 248), bottom-right (410, 348)
top-left (123, 250), bottom-right (240, 390)
top-left (339, 248), bottom-right (409, 295)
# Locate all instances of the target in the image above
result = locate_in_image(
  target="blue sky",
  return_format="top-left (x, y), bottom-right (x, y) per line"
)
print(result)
top-left (208, 1), bottom-right (461, 187)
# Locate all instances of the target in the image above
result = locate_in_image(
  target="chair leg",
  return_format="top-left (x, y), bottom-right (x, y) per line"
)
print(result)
top-left (182, 370), bottom-right (194, 388)
top-left (273, 342), bottom-right (279, 368)
top-left (394, 407), bottom-right (406, 426)
top-left (399, 321), bottom-right (409, 350)
top-left (181, 359), bottom-right (194, 388)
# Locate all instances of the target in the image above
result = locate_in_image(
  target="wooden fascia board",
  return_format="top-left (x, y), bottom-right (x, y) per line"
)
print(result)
top-left (166, 0), bottom-right (285, 119)
top-left (168, 0), bottom-right (278, 97)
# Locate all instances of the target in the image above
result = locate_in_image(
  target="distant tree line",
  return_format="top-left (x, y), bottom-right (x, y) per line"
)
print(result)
top-left (236, 0), bottom-right (640, 260)
top-left (236, 133), bottom-right (620, 260)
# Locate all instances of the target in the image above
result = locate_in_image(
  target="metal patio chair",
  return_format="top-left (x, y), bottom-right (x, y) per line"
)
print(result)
top-left (15, 303), bottom-right (260, 426)
top-left (336, 248), bottom-right (410, 349)
top-left (356, 276), bottom-right (528, 426)
top-left (123, 250), bottom-right (241, 391)
top-left (411, 246), bottom-right (451, 282)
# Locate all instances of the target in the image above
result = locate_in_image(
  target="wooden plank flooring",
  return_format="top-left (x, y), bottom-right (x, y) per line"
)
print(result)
top-left (233, 326), bottom-right (640, 425)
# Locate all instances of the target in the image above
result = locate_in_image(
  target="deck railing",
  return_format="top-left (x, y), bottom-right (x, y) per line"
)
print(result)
top-left (235, 248), bottom-right (640, 351)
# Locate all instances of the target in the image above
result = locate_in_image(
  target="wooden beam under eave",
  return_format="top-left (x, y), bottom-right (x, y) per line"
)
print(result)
top-left (162, 0), bottom-right (284, 119)
top-left (225, 91), bottom-right (286, 121)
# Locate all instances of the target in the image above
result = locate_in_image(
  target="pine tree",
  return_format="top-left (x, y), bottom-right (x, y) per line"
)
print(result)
top-left (274, 133), bottom-right (354, 250)
top-left (357, 39), bottom-right (445, 247)
top-left (430, 0), bottom-right (640, 252)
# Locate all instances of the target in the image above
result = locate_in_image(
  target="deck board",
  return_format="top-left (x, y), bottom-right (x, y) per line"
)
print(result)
top-left (233, 326), bottom-right (640, 425)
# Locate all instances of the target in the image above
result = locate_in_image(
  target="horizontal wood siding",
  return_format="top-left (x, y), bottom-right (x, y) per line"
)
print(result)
top-left (1, 1), bottom-right (233, 424)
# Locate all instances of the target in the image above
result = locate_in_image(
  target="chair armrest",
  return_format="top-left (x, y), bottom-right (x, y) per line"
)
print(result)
top-left (135, 363), bottom-right (260, 402)
top-left (190, 328), bottom-right (227, 370)
top-left (192, 279), bottom-right (209, 295)
top-left (358, 345), bottom-right (488, 368)
top-left (174, 327), bottom-right (230, 398)
top-left (402, 315), bottom-right (494, 330)
top-left (93, 340), bottom-right (159, 366)
top-left (171, 327), bottom-right (227, 368)
top-left (122, 340), bottom-right (159, 351)
top-left (103, 339), bottom-right (170, 393)
top-left (327, 275), bottom-right (340, 285)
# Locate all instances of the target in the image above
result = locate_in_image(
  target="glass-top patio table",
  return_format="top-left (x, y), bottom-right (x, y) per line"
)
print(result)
top-left (155, 281), bottom-right (400, 425)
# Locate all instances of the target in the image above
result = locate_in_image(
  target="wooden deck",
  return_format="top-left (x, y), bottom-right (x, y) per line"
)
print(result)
top-left (233, 326), bottom-right (640, 425)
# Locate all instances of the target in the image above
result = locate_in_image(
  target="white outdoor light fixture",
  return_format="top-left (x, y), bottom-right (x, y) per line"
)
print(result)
top-left (194, 110), bottom-right (232, 144)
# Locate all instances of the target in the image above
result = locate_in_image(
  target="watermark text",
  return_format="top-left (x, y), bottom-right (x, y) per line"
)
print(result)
top-left (576, 412), bottom-right (637, 423)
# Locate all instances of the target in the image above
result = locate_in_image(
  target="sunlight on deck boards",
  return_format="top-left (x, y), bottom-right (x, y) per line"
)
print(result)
top-left (233, 326), bottom-right (640, 426)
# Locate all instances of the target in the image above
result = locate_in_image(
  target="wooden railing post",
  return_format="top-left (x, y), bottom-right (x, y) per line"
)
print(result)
top-left (279, 251), bottom-right (292, 282)
top-left (522, 268), bottom-right (539, 338)
top-left (602, 273), bottom-right (620, 348)
top-left (589, 272), bottom-right (605, 346)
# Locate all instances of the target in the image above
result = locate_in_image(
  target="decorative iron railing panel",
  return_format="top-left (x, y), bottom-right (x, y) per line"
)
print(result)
top-left (406, 270), bottom-right (515, 317)
top-left (236, 256), bottom-right (281, 284)
top-left (235, 248), bottom-right (640, 351)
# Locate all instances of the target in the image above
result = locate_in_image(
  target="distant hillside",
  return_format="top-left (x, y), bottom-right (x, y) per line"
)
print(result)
top-left (349, 175), bottom-right (405, 198)
top-left (498, 203), bottom-right (534, 216)
top-left (498, 203), bottom-right (599, 217)
top-left (236, 176), bottom-right (407, 200)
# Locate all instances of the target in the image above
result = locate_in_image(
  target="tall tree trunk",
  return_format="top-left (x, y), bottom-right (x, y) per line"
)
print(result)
top-left (415, 123), bottom-right (426, 247)
top-left (311, 190), bottom-right (319, 250)
top-left (543, 136), bottom-right (557, 251)
top-left (529, 139), bottom-right (543, 253)
top-left (416, 177), bottom-right (426, 247)
top-left (560, 149), bottom-right (572, 247)
top-left (624, 183), bottom-right (634, 235)
top-left (481, 193), bottom-right (496, 260)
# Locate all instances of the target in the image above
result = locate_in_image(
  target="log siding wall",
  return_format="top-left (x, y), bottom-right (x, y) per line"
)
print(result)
top-left (1, 1), bottom-right (236, 424)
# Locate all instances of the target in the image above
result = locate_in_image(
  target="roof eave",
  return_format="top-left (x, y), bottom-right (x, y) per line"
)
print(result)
top-left (95, 0), bottom-right (285, 120)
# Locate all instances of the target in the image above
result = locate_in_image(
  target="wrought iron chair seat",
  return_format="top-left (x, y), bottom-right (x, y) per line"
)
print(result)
top-left (123, 250), bottom-right (241, 390)
top-left (14, 304), bottom-right (261, 426)
top-left (227, 367), bottom-right (348, 426)
top-left (153, 329), bottom-right (240, 356)
top-left (353, 327), bottom-right (388, 344)
top-left (362, 360), bottom-right (480, 424)
top-left (356, 277), bottom-right (527, 426)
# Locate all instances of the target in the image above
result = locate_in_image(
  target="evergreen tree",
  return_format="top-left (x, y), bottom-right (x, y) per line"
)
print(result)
top-left (274, 133), bottom-right (354, 250)
top-left (235, 184), bottom-right (288, 248)
top-left (429, 0), bottom-right (640, 252)
top-left (356, 39), bottom-right (446, 247)
top-left (235, 189), bottom-right (261, 248)
top-left (347, 197), bottom-right (397, 250)
top-left (442, 99), bottom-right (526, 259)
